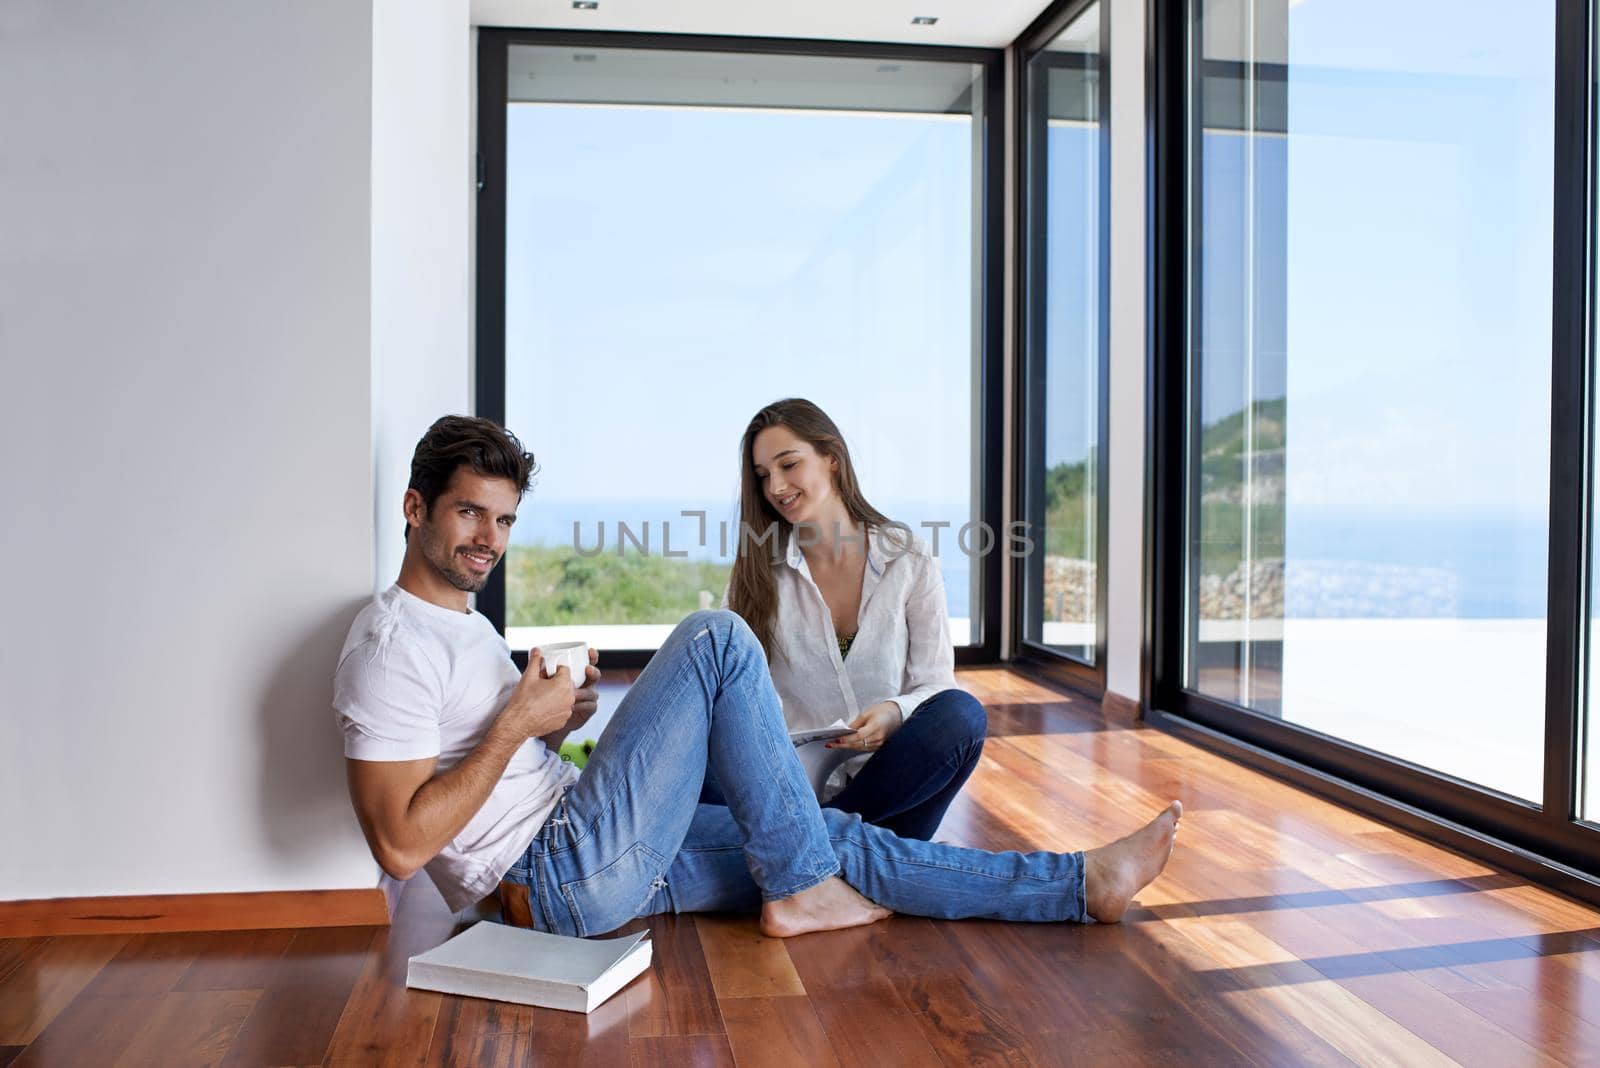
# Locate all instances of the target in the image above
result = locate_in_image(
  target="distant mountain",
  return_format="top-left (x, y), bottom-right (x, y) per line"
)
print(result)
top-left (1043, 446), bottom-right (1095, 512)
top-left (1040, 397), bottom-right (1287, 510)
top-left (1039, 397), bottom-right (1287, 565)
top-left (1199, 397), bottom-right (1286, 499)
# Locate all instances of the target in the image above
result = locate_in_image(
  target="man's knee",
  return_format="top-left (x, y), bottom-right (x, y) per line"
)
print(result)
top-left (681, 608), bottom-right (756, 649)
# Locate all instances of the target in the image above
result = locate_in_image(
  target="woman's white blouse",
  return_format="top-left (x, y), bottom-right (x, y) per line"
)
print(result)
top-left (762, 525), bottom-right (957, 738)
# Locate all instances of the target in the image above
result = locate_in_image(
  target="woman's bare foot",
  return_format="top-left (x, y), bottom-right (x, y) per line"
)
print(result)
top-left (1083, 801), bottom-right (1183, 923)
top-left (760, 876), bottom-right (892, 938)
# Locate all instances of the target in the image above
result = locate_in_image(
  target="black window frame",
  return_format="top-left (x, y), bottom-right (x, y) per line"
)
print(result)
top-left (1144, 0), bottom-right (1600, 904)
top-left (474, 28), bottom-right (1007, 670)
top-left (1011, 0), bottom-right (1113, 697)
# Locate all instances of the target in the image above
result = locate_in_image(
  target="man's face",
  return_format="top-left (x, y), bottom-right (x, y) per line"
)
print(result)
top-left (408, 468), bottom-right (521, 594)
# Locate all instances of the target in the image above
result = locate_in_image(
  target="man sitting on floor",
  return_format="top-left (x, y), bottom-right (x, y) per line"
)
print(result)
top-left (335, 415), bottom-right (1181, 938)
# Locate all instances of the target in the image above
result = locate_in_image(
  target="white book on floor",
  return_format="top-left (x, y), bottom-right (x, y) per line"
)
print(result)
top-left (406, 922), bottom-right (651, 1014)
top-left (790, 718), bottom-right (858, 797)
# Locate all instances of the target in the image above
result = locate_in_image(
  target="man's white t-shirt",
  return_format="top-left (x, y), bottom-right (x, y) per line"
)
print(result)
top-left (332, 584), bottom-right (577, 912)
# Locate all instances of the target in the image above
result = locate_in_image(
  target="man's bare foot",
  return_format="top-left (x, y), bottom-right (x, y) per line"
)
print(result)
top-left (1083, 800), bottom-right (1183, 923)
top-left (760, 876), bottom-right (892, 938)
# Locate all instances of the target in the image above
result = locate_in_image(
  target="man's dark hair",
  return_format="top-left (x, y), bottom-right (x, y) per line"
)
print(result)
top-left (405, 415), bottom-right (538, 540)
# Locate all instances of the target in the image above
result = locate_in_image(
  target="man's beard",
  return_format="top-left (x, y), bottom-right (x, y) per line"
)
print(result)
top-left (421, 527), bottom-right (494, 593)
top-left (438, 554), bottom-right (490, 593)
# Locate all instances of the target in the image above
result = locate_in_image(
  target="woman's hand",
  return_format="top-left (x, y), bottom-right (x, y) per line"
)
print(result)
top-left (827, 700), bottom-right (902, 752)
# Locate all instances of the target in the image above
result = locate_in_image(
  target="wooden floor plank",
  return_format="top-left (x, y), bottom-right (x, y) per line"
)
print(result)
top-left (900, 972), bottom-right (1035, 1066)
top-left (1258, 843), bottom-right (1600, 1050)
top-left (783, 926), bottom-right (940, 1064)
top-left (113, 989), bottom-right (259, 1068)
top-left (426, 1028), bottom-right (537, 1067)
top-left (1168, 913), bottom-right (1460, 1067)
top-left (1243, 900), bottom-right (1553, 1066)
top-left (79, 931), bottom-right (216, 998)
top-left (623, 915), bottom-right (724, 1039)
top-left (933, 920), bottom-right (1105, 1037)
top-left (694, 916), bottom-right (804, 999)
top-left (424, 985), bottom-right (547, 1040)
top-left (1152, 825), bottom-right (1541, 1066)
top-left (743, 915), bottom-right (1027, 1065)
top-left (779, 923), bottom-right (906, 1001)
top-left (1448, 984), bottom-right (1600, 1067)
top-left (717, 996), bottom-right (838, 1068)
top-left (425, 986), bottom-right (631, 1066)
top-left (174, 928), bottom-right (295, 992)
top-left (1020, 1017), bottom-right (1255, 1068)
top-left (629, 1034), bottom-right (735, 1067)
top-left (218, 925), bottom-right (376, 1067)
top-left (0, 934), bottom-right (129, 1046)
top-left (0, 944), bottom-right (46, 991)
top-left (10, 993), bottom-right (161, 1068)
top-left (324, 874), bottom-right (458, 1068)
top-left (804, 990), bottom-right (943, 1065)
top-left (1129, 912), bottom-right (1358, 1068)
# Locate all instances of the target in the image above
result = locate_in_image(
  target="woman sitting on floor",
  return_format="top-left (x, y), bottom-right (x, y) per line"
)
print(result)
top-left (716, 397), bottom-right (988, 841)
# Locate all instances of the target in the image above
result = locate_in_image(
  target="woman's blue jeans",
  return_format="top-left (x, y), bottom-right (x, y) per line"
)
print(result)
top-left (501, 611), bottom-right (1086, 936)
top-left (825, 688), bottom-right (986, 839)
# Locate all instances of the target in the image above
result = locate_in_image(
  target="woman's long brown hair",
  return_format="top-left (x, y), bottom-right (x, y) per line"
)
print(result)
top-left (727, 398), bottom-right (892, 658)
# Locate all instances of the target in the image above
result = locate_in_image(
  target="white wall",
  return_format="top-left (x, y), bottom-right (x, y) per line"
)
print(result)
top-left (372, 0), bottom-right (474, 591)
top-left (0, 1), bottom-right (379, 898)
top-left (1105, 0), bottom-right (1148, 703)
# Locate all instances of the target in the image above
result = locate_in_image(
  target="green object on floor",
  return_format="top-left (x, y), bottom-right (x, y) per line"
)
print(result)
top-left (558, 738), bottom-right (597, 768)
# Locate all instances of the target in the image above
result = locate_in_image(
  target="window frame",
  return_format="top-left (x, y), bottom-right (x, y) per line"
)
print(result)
top-left (1143, 0), bottom-right (1600, 900)
top-left (1011, 0), bottom-right (1113, 696)
top-left (474, 28), bottom-right (1007, 669)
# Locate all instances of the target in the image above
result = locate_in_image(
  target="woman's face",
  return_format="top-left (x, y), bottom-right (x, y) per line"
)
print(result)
top-left (751, 424), bottom-right (843, 528)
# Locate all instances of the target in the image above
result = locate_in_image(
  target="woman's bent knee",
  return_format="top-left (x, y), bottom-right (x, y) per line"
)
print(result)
top-left (927, 689), bottom-right (987, 743)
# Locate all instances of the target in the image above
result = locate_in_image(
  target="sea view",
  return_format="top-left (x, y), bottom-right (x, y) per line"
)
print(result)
top-left (512, 497), bottom-right (978, 615)
top-left (512, 498), bottom-right (1549, 622)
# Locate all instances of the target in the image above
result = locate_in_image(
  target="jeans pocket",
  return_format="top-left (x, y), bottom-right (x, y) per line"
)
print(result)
top-left (560, 841), bottom-right (668, 937)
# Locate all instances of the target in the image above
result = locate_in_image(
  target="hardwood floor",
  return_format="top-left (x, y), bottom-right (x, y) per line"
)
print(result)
top-left (5, 666), bottom-right (1600, 1066)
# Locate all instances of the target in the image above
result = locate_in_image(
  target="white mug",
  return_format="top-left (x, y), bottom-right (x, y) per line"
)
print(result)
top-left (534, 641), bottom-right (590, 688)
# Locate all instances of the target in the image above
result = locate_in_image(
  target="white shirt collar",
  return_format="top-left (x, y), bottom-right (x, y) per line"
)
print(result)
top-left (782, 524), bottom-right (888, 576)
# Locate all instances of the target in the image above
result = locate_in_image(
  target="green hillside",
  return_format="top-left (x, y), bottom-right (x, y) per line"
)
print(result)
top-left (1196, 397), bottom-right (1286, 577)
top-left (506, 544), bottom-right (730, 626)
top-left (1042, 396), bottom-right (1287, 576)
top-left (1041, 447), bottom-right (1097, 558)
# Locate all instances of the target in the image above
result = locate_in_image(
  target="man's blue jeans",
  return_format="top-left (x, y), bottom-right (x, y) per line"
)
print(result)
top-left (702, 688), bottom-right (987, 841)
top-left (501, 611), bottom-right (1086, 936)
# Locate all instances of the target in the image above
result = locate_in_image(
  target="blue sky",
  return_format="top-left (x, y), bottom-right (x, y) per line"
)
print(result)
top-left (505, 104), bottom-right (974, 516)
top-left (500, 1), bottom-right (1559, 615)
top-left (1200, 0), bottom-right (1555, 524)
top-left (1197, 0), bottom-right (1557, 615)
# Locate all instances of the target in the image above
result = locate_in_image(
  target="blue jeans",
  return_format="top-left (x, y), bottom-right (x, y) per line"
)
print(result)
top-left (701, 688), bottom-right (987, 841)
top-left (501, 611), bottom-right (1087, 936)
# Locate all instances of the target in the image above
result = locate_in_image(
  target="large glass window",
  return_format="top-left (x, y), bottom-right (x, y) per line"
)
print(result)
top-left (492, 43), bottom-right (996, 653)
top-left (1186, 0), bottom-right (1554, 800)
top-left (1022, 2), bottom-right (1106, 665)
